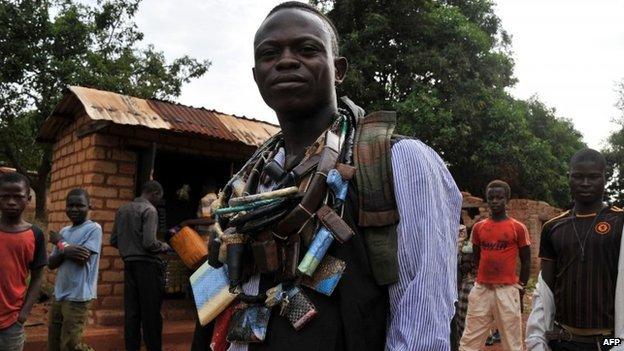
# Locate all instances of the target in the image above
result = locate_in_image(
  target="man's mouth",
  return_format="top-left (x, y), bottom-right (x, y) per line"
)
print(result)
top-left (271, 75), bottom-right (307, 87)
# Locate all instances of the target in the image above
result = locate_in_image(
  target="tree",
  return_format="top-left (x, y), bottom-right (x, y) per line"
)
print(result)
top-left (313, 0), bottom-right (584, 207)
top-left (604, 81), bottom-right (624, 206)
top-left (0, 0), bottom-right (210, 220)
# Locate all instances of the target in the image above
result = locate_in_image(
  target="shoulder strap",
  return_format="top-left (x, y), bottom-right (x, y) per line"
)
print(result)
top-left (353, 110), bottom-right (400, 285)
top-left (353, 110), bottom-right (399, 227)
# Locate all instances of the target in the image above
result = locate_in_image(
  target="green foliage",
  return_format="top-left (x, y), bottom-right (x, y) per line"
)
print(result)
top-left (604, 81), bottom-right (624, 206)
top-left (313, 0), bottom-right (584, 207)
top-left (0, 0), bottom-right (210, 218)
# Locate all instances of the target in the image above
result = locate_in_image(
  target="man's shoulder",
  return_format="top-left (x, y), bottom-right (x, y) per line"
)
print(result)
top-left (80, 221), bottom-right (103, 235)
top-left (472, 218), bottom-right (489, 231)
top-left (117, 199), bottom-right (152, 213)
top-left (608, 205), bottom-right (624, 214)
top-left (389, 137), bottom-right (445, 167)
top-left (508, 217), bottom-right (529, 230)
top-left (29, 224), bottom-right (45, 239)
top-left (542, 210), bottom-right (572, 233)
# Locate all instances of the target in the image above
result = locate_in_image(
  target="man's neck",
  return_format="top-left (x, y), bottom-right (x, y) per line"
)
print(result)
top-left (490, 212), bottom-right (508, 221)
top-left (574, 200), bottom-right (605, 216)
top-left (277, 104), bottom-right (336, 169)
top-left (0, 214), bottom-right (29, 231)
top-left (72, 219), bottom-right (88, 227)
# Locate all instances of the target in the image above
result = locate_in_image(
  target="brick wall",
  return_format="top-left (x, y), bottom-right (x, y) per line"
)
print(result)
top-left (47, 115), bottom-right (137, 324)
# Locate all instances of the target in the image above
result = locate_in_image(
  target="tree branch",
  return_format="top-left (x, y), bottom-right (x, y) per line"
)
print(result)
top-left (2, 144), bottom-right (34, 185)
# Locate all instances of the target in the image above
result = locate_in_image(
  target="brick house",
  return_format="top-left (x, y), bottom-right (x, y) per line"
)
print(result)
top-left (37, 86), bottom-right (279, 326)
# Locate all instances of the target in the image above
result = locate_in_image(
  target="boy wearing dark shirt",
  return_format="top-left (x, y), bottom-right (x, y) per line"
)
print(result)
top-left (111, 180), bottom-right (169, 351)
top-left (0, 172), bottom-right (47, 351)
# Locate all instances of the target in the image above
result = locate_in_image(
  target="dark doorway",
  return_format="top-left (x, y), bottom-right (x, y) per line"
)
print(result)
top-left (152, 150), bottom-right (234, 229)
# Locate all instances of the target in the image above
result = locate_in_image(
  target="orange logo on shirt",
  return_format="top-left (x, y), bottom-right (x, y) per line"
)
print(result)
top-left (595, 222), bottom-right (611, 235)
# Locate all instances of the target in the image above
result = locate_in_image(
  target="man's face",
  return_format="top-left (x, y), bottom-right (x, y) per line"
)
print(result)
top-left (0, 181), bottom-right (30, 219)
top-left (147, 190), bottom-right (163, 206)
top-left (66, 194), bottom-right (89, 225)
top-left (253, 9), bottom-right (346, 115)
top-left (569, 160), bottom-right (605, 204)
top-left (486, 187), bottom-right (507, 215)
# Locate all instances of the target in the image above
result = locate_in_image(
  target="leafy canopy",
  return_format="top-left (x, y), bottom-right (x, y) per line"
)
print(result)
top-left (313, 0), bottom-right (585, 207)
top-left (604, 81), bottom-right (624, 206)
top-left (0, 0), bottom-right (210, 218)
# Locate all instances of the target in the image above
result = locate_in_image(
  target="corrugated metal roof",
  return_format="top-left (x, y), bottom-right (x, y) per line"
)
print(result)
top-left (38, 86), bottom-right (280, 146)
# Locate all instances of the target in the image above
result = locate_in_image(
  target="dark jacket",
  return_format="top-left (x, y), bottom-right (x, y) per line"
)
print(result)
top-left (111, 197), bottom-right (164, 261)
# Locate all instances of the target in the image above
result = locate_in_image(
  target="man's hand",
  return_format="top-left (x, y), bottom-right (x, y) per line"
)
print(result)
top-left (17, 310), bottom-right (27, 325)
top-left (64, 245), bottom-right (91, 263)
top-left (160, 242), bottom-right (172, 253)
top-left (49, 230), bottom-right (61, 245)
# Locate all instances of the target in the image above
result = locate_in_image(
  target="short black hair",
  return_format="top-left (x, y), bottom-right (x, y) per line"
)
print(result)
top-left (485, 179), bottom-right (511, 200)
top-left (66, 188), bottom-right (90, 204)
top-left (142, 180), bottom-right (163, 195)
top-left (570, 148), bottom-right (606, 170)
top-left (0, 172), bottom-right (30, 191)
top-left (266, 1), bottom-right (340, 56)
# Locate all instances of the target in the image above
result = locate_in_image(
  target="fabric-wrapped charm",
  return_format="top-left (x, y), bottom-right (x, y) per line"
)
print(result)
top-left (190, 262), bottom-right (237, 326)
top-left (279, 286), bottom-right (317, 331)
top-left (224, 233), bottom-right (246, 290)
top-left (297, 226), bottom-right (334, 276)
top-left (301, 255), bottom-right (346, 296)
top-left (251, 232), bottom-right (279, 273)
top-left (208, 233), bottom-right (223, 268)
top-left (226, 302), bottom-right (271, 343)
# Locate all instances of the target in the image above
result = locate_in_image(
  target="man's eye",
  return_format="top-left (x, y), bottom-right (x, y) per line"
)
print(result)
top-left (260, 49), bottom-right (279, 57)
top-left (300, 46), bottom-right (318, 54)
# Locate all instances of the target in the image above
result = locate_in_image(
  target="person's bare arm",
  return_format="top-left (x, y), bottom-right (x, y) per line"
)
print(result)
top-left (48, 251), bottom-right (64, 269)
top-left (519, 246), bottom-right (531, 286)
top-left (473, 245), bottom-right (480, 270)
top-left (18, 267), bottom-right (44, 323)
top-left (541, 258), bottom-right (556, 291)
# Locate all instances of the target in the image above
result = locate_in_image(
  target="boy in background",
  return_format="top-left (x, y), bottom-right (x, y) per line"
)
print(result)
top-left (0, 172), bottom-right (47, 351)
top-left (460, 180), bottom-right (531, 351)
top-left (48, 188), bottom-right (102, 351)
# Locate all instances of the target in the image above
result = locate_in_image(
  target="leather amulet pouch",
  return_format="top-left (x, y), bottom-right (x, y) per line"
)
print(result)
top-left (226, 302), bottom-right (271, 343)
top-left (280, 286), bottom-right (317, 331)
top-left (251, 233), bottom-right (279, 273)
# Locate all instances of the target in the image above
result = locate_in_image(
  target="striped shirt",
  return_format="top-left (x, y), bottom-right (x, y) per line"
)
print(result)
top-left (386, 139), bottom-right (462, 350)
top-left (230, 139), bottom-right (462, 351)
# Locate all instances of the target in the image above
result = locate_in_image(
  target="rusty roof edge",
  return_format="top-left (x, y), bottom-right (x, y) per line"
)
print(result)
top-left (37, 85), bottom-right (281, 145)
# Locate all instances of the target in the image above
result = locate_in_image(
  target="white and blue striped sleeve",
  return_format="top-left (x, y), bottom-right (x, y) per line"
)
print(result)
top-left (386, 139), bottom-right (462, 351)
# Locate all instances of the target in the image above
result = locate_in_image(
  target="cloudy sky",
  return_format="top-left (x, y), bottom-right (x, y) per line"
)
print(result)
top-left (133, 0), bottom-right (624, 149)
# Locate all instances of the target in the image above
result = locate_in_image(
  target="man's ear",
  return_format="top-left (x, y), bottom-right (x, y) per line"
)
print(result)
top-left (252, 67), bottom-right (258, 84)
top-left (334, 56), bottom-right (348, 85)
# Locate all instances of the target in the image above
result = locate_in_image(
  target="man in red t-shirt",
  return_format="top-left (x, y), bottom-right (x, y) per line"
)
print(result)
top-left (0, 172), bottom-right (47, 351)
top-left (459, 180), bottom-right (531, 351)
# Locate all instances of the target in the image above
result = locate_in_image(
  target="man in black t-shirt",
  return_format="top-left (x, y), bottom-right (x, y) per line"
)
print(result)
top-left (539, 149), bottom-right (623, 351)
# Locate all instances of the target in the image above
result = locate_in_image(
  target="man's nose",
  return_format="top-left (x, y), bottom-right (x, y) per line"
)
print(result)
top-left (275, 48), bottom-right (300, 70)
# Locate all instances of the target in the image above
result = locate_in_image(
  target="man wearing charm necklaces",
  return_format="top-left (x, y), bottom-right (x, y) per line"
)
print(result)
top-left (205, 2), bottom-right (462, 350)
top-left (537, 149), bottom-right (623, 350)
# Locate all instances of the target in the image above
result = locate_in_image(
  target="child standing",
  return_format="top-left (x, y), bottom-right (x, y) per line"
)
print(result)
top-left (47, 188), bottom-right (102, 351)
top-left (0, 172), bottom-right (47, 351)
